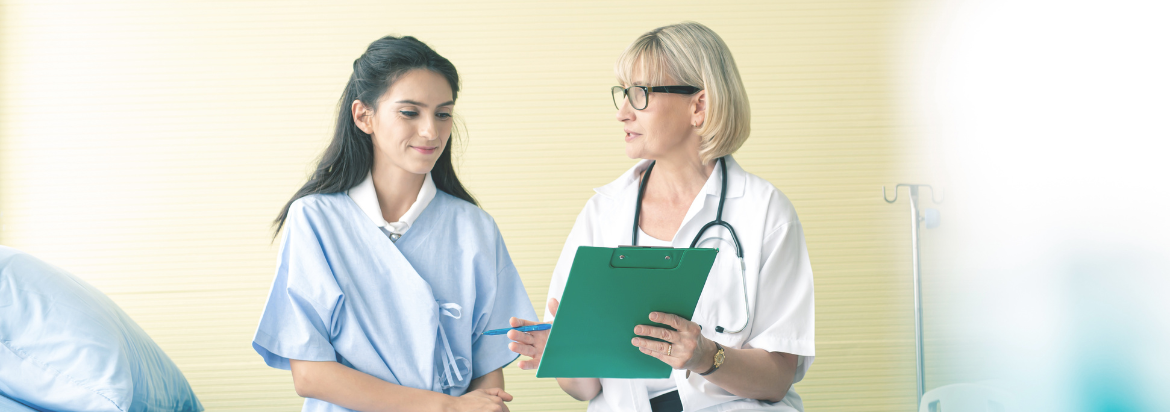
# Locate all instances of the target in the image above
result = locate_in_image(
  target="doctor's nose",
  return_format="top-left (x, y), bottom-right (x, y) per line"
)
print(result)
top-left (616, 100), bottom-right (635, 122)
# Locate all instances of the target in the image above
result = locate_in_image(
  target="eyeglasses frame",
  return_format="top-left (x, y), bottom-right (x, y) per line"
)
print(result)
top-left (611, 85), bottom-right (702, 110)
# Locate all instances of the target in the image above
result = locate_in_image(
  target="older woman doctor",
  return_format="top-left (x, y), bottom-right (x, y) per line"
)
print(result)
top-left (507, 22), bottom-right (816, 412)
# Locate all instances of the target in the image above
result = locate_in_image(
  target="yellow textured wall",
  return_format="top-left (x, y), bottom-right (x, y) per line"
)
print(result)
top-left (0, 1), bottom-right (920, 410)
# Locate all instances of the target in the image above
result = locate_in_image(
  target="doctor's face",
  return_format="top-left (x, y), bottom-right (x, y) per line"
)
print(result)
top-left (355, 69), bottom-right (454, 177)
top-left (616, 77), bottom-right (703, 161)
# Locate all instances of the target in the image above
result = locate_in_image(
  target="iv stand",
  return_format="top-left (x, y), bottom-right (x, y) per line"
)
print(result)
top-left (883, 184), bottom-right (942, 406)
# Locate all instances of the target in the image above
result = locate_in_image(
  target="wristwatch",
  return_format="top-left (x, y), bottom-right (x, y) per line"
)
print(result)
top-left (698, 342), bottom-right (725, 376)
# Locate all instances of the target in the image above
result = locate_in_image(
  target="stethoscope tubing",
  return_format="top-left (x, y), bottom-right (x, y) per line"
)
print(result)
top-left (632, 156), bottom-right (750, 334)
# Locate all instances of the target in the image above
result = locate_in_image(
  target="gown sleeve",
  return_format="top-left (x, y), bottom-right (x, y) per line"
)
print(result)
top-left (252, 200), bottom-right (344, 370)
top-left (469, 228), bottom-right (539, 379)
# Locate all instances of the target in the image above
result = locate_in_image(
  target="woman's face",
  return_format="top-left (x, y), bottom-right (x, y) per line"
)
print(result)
top-left (354, 69), bottom-right (454, 177)
top-left (616, 78), bottom-right (705, 161)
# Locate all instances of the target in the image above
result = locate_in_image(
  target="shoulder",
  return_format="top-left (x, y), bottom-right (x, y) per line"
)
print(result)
top-left (579, 160), bottom-right (647, 217)
top-left (582, 190), bottom-right (621, 216)
top-left (285, 193), bottom-right (354, 230)
top-left (432, 190), bottom-right (500, 234)
top-left (738, 167), bottom-right (800, 234)
top-left (289, 192), bottom-right (349, 214)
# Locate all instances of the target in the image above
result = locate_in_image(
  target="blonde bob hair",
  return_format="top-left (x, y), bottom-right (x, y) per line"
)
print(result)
top-left (616, 22), bottom-right (750, 164)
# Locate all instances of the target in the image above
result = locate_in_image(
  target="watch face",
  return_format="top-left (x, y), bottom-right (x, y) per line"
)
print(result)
top-left (714, 348), bottom-right (725, 366)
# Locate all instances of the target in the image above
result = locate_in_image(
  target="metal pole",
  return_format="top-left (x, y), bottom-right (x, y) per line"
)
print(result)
top-left (909, 186), bottom-right (925, 404)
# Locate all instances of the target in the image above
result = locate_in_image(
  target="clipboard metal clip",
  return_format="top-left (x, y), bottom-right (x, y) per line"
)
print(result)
top-left (609, 247), bottom-right (687, 269)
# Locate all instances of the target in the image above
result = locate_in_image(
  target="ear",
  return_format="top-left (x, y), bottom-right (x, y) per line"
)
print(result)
top-left (690, 90), bottom-right (707, 128)
top-left (352, 100), bottom-right (374, 134)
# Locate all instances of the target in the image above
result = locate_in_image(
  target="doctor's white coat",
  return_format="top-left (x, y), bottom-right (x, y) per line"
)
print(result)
top-left (545, 157), bottom-right (816, 412)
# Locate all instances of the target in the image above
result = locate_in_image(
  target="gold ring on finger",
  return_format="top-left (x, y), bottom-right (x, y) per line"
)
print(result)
top-left (667, 344), bottom-right (673, 356)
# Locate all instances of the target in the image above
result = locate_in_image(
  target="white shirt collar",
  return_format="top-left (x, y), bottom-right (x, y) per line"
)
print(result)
top-left (347, 171), bottom-right (437, 236)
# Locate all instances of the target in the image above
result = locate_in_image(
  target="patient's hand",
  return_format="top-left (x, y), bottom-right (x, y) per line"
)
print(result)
top-left (507, 298), bottom-right (558, 370)
top-left (453, 387), bottom-right (512, 412)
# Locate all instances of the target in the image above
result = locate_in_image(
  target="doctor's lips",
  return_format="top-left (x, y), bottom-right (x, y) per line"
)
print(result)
top-left (624, 129), bottom-right (642, 142)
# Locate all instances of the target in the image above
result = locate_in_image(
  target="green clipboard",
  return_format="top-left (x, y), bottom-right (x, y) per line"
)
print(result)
top-left (535, 245), bottom-right (718, 378)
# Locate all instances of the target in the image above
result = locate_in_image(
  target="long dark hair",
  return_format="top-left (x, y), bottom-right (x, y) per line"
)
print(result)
top-left (273, 36), bottom-right (477, 236)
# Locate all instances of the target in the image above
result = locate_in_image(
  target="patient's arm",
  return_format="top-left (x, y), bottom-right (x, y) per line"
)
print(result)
top-left (507, 298), bottom-right (601, 401)
top-left (555, 377), bottom-right (602, 402)
top-left (467, 368), bottom-right (505, 391)
top-left (289, 359), bottom-right (512, 412)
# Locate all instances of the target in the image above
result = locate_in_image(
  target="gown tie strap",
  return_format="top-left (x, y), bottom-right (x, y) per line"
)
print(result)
top-left (436, 302), bottom-right (468, 390)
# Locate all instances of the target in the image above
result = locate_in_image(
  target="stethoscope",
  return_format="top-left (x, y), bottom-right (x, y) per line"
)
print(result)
top-left (631, 156), bottom-right (750, 334)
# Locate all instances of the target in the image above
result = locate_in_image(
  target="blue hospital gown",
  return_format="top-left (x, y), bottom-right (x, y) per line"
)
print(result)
top-left (252, 191), bottom-right (537, 412)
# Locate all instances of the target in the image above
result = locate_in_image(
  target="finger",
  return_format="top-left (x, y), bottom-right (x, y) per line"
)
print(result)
top-left (518, 358), bottom-right (538, 370)
top-left (548, 298), bottom-right (560, 317)
top-left (631, 337), bottom-right (671, 354)
top-left (508, 341), bottom-right (539, 357)
top-left (650, 312), bottom-right (683, 329)
top-left (510, 317), bottom-right (541, 327)
top-left (638, 346), bottom-right (664, 360)
top-left (634, 325), bottom-right (674, 342)
top-left (638, 346), bottom-right (679, 368)
top-left (650, 326), bottom-right (675, 342)
top-left (507, 329), bottom-right (536, 345)
top-left (484, 388), bottom-right (513, 402)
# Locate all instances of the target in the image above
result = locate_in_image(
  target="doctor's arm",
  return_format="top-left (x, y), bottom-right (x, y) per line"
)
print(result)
top-left (634, 218), bottom-right (812, 402)
top-left (289, 359), bottom-right (512, 412)
top-left (633, 313), bottom-right (798, 402)
top-left (705, 347), bottom-right (797, 402)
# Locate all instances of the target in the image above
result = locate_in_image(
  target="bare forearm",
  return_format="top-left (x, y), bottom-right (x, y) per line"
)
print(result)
top-left (556, 377), bottom-right (601, 401)
top-left (699, 348), bottom-right (796, 403)
top-left (466, 368), bottom-right (504, 392)
top-left (290, 359), bottom-right (451, 412)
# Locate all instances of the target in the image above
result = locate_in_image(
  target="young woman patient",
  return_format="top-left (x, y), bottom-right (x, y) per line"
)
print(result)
top-left (253, 35), bottom-right (537, 412)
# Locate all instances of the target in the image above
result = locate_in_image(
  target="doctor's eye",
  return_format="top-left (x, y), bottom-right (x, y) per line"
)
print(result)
top-left (398, 110), bottom-right (419, 118)
top-left (436, 112), bottom-right (453, 120)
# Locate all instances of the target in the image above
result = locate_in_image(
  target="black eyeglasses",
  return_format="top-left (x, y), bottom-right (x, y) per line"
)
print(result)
top-left (611, 85), bottom-right (702, 110)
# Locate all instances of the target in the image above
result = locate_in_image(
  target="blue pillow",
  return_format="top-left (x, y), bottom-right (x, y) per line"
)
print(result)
top-left (0, 246), bottom-right (202, 412)
top-left (0, 392), bottom-right (41, 412)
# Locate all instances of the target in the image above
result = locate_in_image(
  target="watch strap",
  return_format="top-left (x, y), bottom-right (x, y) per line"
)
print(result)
top-left (698, 342), bottom-right (724, 376)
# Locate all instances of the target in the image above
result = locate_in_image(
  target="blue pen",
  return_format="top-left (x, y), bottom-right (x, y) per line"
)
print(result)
top-left (482, 324), bottom-right (552, 335)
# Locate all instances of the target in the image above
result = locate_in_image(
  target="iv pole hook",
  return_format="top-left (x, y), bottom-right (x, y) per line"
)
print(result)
top-left (883, 184), bottom-right (943, 204)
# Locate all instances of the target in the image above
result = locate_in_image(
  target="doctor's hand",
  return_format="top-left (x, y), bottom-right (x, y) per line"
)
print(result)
top-left (507, 298), bottom-right (559, 370)
top-left (452, 387), bottom-right (512, 412)
top-left (632, 312), bottom-right (717, 373)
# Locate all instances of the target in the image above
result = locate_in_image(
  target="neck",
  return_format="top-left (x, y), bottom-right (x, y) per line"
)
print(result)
top-left (371, 163), bottom-right (425, 223)
top-left (644, 152), bottom-right (717, 204)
